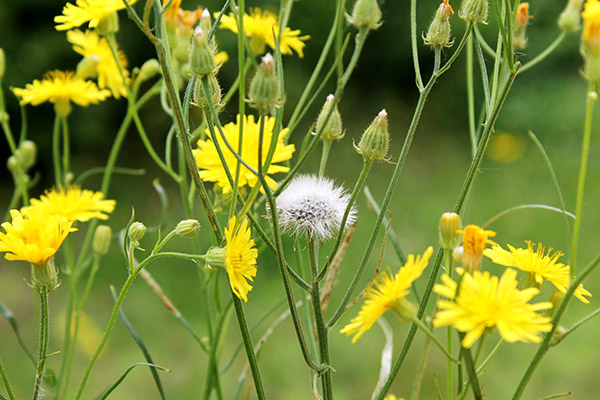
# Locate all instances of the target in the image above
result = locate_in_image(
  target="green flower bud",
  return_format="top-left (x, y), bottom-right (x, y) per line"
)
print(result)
top-left (137, 59), bottom-right (161, 83)
top-left (355, 109), bottom-right (389, 161)
top-left (512, 3), bottom-right (530, 50)
top-left (248, 53), bottom-right (280, 113)
top-left (96, 11), bottom-right (119, 35)
top-left (176, 219), bottom-right (201, 238)
top-left (549, 324), bottom-right (568, 346)
top-left (7, 155), bottom-right (18, 173)
top-left (19, 140), bottom-right (37, 171)
top-left (583, 53), bottom-right (600, 84)
top-left (93, 225), bottom-right (112, 256)
top-left (424, 1), bottom-right (455, 49)
top-left (205, 247), bottom-right (226, 271)
top-left (32, 256), bottom-right (59, 292)
top-left (459, 0), bottom-right (488, 23)
top-left (348, 0), bottom-right (383, 30)
top-left (0, 48), bottom-right (5, 80)
top-left (128, 221), bottom-right (146, 242)
top-left (199, 9), bottom-right (217, 49)
top-left (190, 28), bottom-right (216, 77)
top-left (558, 0), bottom-right (584, 32)
top-left (439, 212), bottom-right (462, 250)
top-left (315, 94), bottom-right (344, 141)
top-left (193, 73), bottom-right (222, 110)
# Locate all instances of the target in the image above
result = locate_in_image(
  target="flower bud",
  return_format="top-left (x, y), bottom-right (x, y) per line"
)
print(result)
top-left (96, 11), bottom-right (119, 35)
top-left (348, 0), bottom-right (383, 30)
top-left (190, 28), bottom-right (216, 77)
top-left (137, 59), bottom-right (161, 83)
top-left (193, 73), bottom-right (222, 109)
top-left (549, 324), bottom-right (568, 346)
top-left (459, 0), bottom-right (488, 23)
top-left (248, 53), bottom-right (280, 113)
top-left (93, 225), bottom-right (112, 256)
top-left (205, 247), bottom-right (226, 271)
top-left (558, 0), bottom-right (584, 32)
top-left (128, 221), bottom-right (146, 242)
top-left (512, 3), bottom-right (531, 50)
top-left (199, 9), bottom-right (217, 49)
top-left (19, 140), bottom-right (37, 171)
top-left (176, 219), bottom-right (201, 238)
top-left (7, 155), bottom-right (18, 173)
top-left (315, 94), bottom-right (344, 141)
top-left (31, 256), bottom-right (59, 292)
top-left (424, 0), bottom-right (455, 49)
top-left (0, 48), bottom-right (5, 80)
top-left (439, 212), bottom-right (461, 250)
top-left (76, 55), bottom-right (100, 80)
top-left (355, 109), bottom-right (389, 161)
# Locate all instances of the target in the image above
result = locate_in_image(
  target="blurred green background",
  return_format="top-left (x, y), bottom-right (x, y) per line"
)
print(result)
top-left (1, 0), bottom-right (600, 399)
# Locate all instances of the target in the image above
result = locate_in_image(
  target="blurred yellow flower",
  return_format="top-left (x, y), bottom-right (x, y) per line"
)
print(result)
top-left (433, 268), bottom-right (553, 348)
top-left (485, 241), bottom-right (591, 304)
top-left (13, 70), bottom-right (110, 116)
top-left (224, 216), bottom-right (258, 302)
top-left (67, 29), bottom-right (129, 98)
top-left (55, 0), bottom-right (138, 31)
top-left (193, 115), bottom-right (295, 194)
top-left (457, 225), bottom-right (496, 272)
top-left (583, 0), bottom-right (600, 51)
top-left (24, 186), bottom-right (116, 223)
top-left (0, 208), bottom-right (76, 265)
top-left (486, 132), bottom-right (525, 163)
top-left (340, 247), bottom-right (433, 343)
top-left (218, 8), bottom-right (310, 57)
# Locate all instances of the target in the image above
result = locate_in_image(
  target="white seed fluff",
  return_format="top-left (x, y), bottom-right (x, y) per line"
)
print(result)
top-left (275, 174), bottom-right (356, 240)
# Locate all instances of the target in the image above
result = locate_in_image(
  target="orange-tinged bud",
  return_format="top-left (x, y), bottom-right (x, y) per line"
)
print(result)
top-left (512, 3), bottom-right (531, 49)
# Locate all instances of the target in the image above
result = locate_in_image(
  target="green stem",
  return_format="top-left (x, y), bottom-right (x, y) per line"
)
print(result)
top-left (411, 316), bottom-right (459, 364)
top-left (466, 35), bottom-right (477, 157)
top-left (446, 251), bottom-right (455, 400)
top-left (52, 113), bottom-right (62, 187)
top-left (571, 83), bottom-right (596, 276)
top-left (410, 0), bottom-right (424, 89)
top-left (32, 288), bottom-right (49, 400)
top-left (318, 140), bottom-right (332, 177)
top-left (61, 115), bottom-right (70, 182)
top-left (0, 354), bottom-right (16, 400)
top-left (519, 31), bottom-right (567, 74)
top-left (460, 344), bottom-right (482, 400)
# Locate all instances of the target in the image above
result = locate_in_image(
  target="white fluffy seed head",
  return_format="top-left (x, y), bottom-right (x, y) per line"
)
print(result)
top-left (275, 174), bottom-right (356, 241)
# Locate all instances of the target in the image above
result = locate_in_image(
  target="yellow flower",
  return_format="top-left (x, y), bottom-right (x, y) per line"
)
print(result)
top-left (384, 396), bottom-right (405, 400)
top-left (13, 70), bottom-right (110, 116)
top-left (583, 0), bottom-right (600, 51)
top-left (24, 186), bottom-right (116, 223)
top-left (67, 29), bottom-right (129, 98)
top-left (0, 208), bottom-right (76, 265)
top-left (224, 216), bottom-right (258, 302)
top-left (193, 115), bottom-right (295, 194)
top-left (218, 8), bottom-right (310, 57)
top-left (484, 242), bottom-right (591, 304)
top-left (457, 224), bottom-right (496, 272)
top-left (433, 268), bottom-right (553, 348)
top-left (340, 247), bottom-right (434, 343)
top-left (55, 0), bottom-right (138, 31)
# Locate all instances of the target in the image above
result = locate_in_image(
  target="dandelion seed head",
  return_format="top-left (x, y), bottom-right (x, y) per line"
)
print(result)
top-left (275, 175), bottom-right (356, 240)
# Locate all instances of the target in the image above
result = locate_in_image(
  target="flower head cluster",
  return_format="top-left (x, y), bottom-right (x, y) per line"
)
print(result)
top-left (219, 8), bottom-right (310, 57)
top-left (13, 70), bottom-right (110, 116)
top-left (340, 247), bottom-right (434, 343)
top-left (67, 29), bottom-right (129, 98)
top-left (24, 186), bottom-right (116, 223)
top-left (434, 268), bottom-right (553, 348)
top-left (456, 224), bottom-right (496, 272)
top-left (0, 208), bottom-right (77, 265)
top-left (55, 0), bottom-right (137, 31)
top-left (224, 216), bottom-right (258, 302)
top-left (193, 114), bottom-right (295, 194)
top-left (485, 242), bottom-right (591, 304)
top-left (276, 175), bottom-right (356, 241)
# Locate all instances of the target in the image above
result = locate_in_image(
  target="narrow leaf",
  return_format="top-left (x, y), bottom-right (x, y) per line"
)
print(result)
top-left (95, 363), bottom-right (169, 400)
top-left (0, 303), bottom-right (36, 366)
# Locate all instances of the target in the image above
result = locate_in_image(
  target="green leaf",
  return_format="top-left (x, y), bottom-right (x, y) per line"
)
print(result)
top-left (95, 363), bottom-right (169, 400)
top-left (0, 303), bottom-right (36, 366)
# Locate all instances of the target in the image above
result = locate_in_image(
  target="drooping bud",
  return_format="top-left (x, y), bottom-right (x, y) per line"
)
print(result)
top-left (355, 109), bottom-right (389, 161)
top-left (424, 0), bottom-right (455, 49)
top-left (190, 28), bottom-right (216, 77)
top-left (315, 94), bottom-right (344, 141)
top-left (558, 0), bottom-right (584, 32)
top-left (176, 219), bottom-right (201, 238)
top-left (439, 212), bottom-right (462, 250)
top-left (348, 0), bottom-right (383, 30)
top-left (459, 0), bottom-right (488, 23)
top-left (31, 256), bottom-right (60, 292)
top-left (93, 225), bottom-right (112, 256)
top-left (193, 73), bottom-right (222, 110)
top-left (248, 53), bottom-right (280, 113)
top-left (512, 3), bottom-right (531, 49)
top-left (582, 0), bottom-right (600, 82)
top-left (96, 11), bottom-right (120, 35)
top-left (204, 247), bottom-right (226, 271)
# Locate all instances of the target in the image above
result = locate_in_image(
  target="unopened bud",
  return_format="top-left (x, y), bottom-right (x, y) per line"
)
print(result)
top-left (96, 11), bottom-right (119, 35)
top-left (128, 221), bottom-right (146, 242)
top-left (176, 219), bottom-right (201, 238)
top-left (205, 247), bottom-right (226, 271)
top-left (348, 0), bottom-right (383, 30)
top-left (138, 59), bottom-right (161, 83)
top-left (424, 0), bottom-right (455, 48)
top-left (459, 0), bottom-right (488, 23)
top-left (199, 9), bottom-right (216, 49)
top-left (190, 28), bottom-right (216, 77)
top-left (315, 94), bottom-right (344, 141)
top-left (193, 73), bottom-right (222, 109)
top-left (7, 155), bottom-right (18, 173)
top-left (19, 140), bottom-right (37, 171)
top-left (355, 109), bottom-right (389, 161)
top-left (248, 53), bottom-right (280, 113)
top-left (93, 225), bottom-right (112, 255)
top-left (549, 325), bottom-right (568, 346)
top-left (439, 212), bottom-right (461, 250)
top-left (558, 0), bottom-right (584, 32)
top-left (512, 3), bottom-right (530, 50)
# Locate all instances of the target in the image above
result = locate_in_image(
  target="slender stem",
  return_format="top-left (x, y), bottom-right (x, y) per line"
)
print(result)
top-left (519, 31), bottom-right (567, 73)
top-left (562, 307), bottom-right (600, 338)
top-left (571, 83), bottom-right (596, 276)
top-left (61, 115), bottom-right (70, 182)
top-left (460, 344), bottom-right (482, 400)
top-left (32, 288), bottom-right (49, 400)
top-left (0, 354), bottom-right (16, 400)
top-left (410, 0), bottom-right (424, 89)
top-left (318, 140), bottom-right (332, 177)
top-left (411, 316), bottom-right (459, 363)
top-left (309, 239), bottom-right (332, 399)
top-left (466, 35), bottom-right (477, 157)
top-left (52, 114), bottom-right (62, 186)
top-left (446, 251), bottom-right (454, 400)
